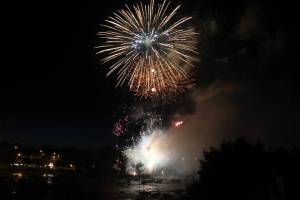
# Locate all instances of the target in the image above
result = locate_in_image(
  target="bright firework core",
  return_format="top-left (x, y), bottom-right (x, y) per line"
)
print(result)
top-left (132, 32), bottom-right (159, 51)
top-left (144, 37), bottom-right (152, 48)
top-left (123, 126), bottom-right (198, 177)
top-left (125, 129), bottom-right (168, 174)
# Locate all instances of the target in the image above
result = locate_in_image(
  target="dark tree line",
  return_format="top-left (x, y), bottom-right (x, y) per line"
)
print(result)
top-left (93, 145), bottom-right (125, 175)
top-left (0, 141), bottom-right (16, 165)
top-left (183, 137), bottom-right (299, 200)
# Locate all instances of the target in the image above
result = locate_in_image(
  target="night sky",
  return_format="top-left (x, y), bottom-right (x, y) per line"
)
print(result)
top-left (0, 0), bottom-right (299, 152)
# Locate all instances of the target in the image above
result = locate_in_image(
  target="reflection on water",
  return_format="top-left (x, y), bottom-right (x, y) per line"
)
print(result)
top-left (1, 172), bottom-right (56, 199)
top-left (0, 171), bottom-right (185, 199)
top-left (43, 173), bottom-right (53, 184)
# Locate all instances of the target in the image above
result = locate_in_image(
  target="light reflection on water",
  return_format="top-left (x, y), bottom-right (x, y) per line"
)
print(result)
top-left (0, 172), bottom-right (185, 199)
top-left (0, 172), bottom-right (56, 199)
top-left (43, 173), bottom-right (54, 184)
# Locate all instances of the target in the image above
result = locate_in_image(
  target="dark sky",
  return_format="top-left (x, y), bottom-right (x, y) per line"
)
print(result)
top-left (0, 0), bottom-right (299, 152)
top-left (0, 2), bottom-right (122, 151)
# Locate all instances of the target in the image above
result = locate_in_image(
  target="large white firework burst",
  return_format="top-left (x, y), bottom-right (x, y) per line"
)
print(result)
top-left (95, 0), bottom-right (198, 96)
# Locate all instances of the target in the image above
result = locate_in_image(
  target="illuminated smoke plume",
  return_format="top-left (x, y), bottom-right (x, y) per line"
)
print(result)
top-left (123, 82), bottom-right (242, 176)
top-left (123, 77), bottom-right (300, 177)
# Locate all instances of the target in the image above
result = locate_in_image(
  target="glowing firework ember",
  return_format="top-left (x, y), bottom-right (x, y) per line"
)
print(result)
top-left (172, 120), bottom-right (183, 127)
top-left (95, 0), bottom-right (198, 96)
top-left (113, 115), bottom-right (129, 137)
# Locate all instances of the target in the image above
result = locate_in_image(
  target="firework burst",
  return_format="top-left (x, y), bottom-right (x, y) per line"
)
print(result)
top-left (95, 0), bottom-right (198, 96)
top-left (131, 70), bottom-right (196, 99)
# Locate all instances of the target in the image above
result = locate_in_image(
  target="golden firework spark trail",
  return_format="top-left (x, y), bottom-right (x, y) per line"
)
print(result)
top-left (95, 0), bottom-right (198, 96)
top-left (131, 70), bottom-right (196, 99)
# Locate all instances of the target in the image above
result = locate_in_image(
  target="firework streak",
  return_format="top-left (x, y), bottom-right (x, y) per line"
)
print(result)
top-left (95, 0), bottom-right (198, 98)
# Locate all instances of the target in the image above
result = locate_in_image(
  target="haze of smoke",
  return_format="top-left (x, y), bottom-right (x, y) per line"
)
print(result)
top-left (126, 77), bottom-right (298, 176)
top-left (125, 81), bottom-right (242, 175)
top-left (155, 78), bottom-right (299, 175)
top-left (160, 82), bottom-right (242, 173)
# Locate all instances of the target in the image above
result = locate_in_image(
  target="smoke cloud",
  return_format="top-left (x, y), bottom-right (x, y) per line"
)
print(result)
top-left (125, 78), bottom-right (299, 176)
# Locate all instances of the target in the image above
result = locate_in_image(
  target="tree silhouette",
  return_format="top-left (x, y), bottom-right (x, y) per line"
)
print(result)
top-left (94, 145), bottom-right (122, 175)
top-left (57, 146), bottom-right (94, 169)
top-left (183, 137), bottom-right (288, 200)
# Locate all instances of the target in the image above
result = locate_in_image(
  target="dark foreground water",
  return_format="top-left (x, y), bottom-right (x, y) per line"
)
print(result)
top-left (0, 170), bottom-right (186, 200)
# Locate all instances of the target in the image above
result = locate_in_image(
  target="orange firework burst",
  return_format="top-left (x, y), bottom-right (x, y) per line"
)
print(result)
top-left (131, 69), bottom-right (196, 99)
top-left (95, 0), bottom-right (198, 96)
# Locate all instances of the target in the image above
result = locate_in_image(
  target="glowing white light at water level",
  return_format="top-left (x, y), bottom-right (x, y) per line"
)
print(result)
top-left (125, 130), bottom-right (168, 174)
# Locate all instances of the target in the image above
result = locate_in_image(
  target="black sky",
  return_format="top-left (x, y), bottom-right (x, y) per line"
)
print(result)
top-left (0, 2), bottom-right (121, 150)
top-left (0, 0), bottom-right (299, 151)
